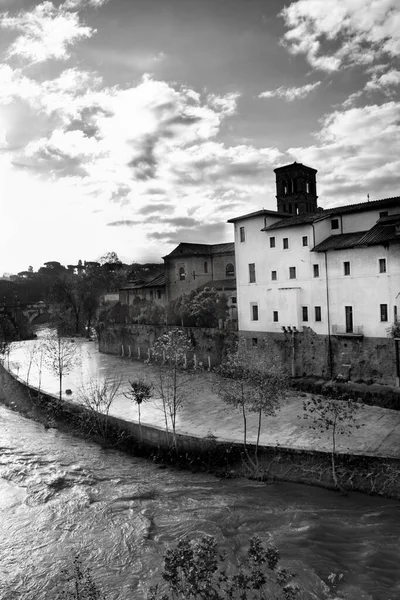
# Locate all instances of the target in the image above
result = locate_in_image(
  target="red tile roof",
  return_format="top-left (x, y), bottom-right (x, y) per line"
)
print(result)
top-left (163, 242), bottom-right (234, 259)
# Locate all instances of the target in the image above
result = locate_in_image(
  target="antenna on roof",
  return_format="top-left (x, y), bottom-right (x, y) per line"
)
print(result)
top-left (367, 193), bottom-right (370, 202)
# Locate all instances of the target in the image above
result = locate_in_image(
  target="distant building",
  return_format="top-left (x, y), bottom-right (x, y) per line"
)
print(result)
top-left (163, 242), bottom-right (236, 302)
top-left (229, 162), bottom-right (400, 383)
top-left (119, 272), bottom-right (166, 306)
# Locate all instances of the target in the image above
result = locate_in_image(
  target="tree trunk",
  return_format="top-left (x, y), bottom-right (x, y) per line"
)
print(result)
top-left (255, 410), bottom-right (262, 465)
top-left (59, 372), bottom-right (62, 403)
top-left (138, 402), bottom-right (142, 443)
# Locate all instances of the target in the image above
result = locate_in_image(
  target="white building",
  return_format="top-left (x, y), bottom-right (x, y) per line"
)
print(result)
top-left (228, 162), bottom-right (400, 383)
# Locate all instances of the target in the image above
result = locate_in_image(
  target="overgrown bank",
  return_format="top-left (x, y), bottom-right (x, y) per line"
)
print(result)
top-left (1, 364), bottom-right (400, 499)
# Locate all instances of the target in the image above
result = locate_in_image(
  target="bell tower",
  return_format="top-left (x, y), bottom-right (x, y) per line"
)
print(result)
top-left (274, 162), bottom-right (318, 215)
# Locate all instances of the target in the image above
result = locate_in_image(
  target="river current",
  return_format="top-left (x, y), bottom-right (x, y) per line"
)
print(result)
top-left (1, 403), bottom-right (400, 600)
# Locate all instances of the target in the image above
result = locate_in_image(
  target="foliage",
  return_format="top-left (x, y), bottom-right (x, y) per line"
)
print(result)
top-left (78, 376), bottom-right (123, 442)
top-left (387, 321), bottom-right (400, 338)
top-left (123, 378), bottom-right (153, 441)
top-left (0, 314), bottom-right (18, 365)
top-left (98, 251), bottom-right (122, 266)
top-left (167, 288), bottom-right (229, 327)
top-left (43, 333), bottom-right (81, 402)
top-left (301, 394), bottom-right (364, 491)
top-left (147, 535), bottom-right (299, 600)
top-left (215, 343), bottom-right (289, 472)
top-left (59, 555), bottom-right (105, 600)
top-left (151, 330), bottom-right (194, 450)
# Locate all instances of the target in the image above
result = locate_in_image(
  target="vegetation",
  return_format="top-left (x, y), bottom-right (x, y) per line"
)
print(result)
top-left (59, 536), bottom-right (303, 600)
top-left (78, 376), bottom-right (123, 442)
top-left (123, 378), bottom-right (153, 441)
top-left (301, 394), bottom-right (364, 491)
top-left (43, 333), bottom-right (81, 402)
top-left (151, 329), bottom-right (194, 450)
top-left (215, 343), bottom-right (289, 473)
top-left (167, 287), bottom-right (229, 328)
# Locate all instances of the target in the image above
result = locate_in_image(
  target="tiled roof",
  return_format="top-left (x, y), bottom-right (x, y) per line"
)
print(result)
top-left (312, 232), bottom-right (368, 252)
top-left (227, 209), bottom-right (287, 223)
top-left (197, 278), bottom-right (236, 291)
top-left (262, 196), bottom-right (400, 231)
top-left (313, 216), bottom-right (400, 252)
top-left (163, 242), bottom-right (234, 259)
top-left (120, 272), bottom-right (165, 290)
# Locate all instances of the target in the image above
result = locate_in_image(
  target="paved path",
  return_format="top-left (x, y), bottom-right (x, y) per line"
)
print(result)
top-left (8, 340), bottom-right (400, 459)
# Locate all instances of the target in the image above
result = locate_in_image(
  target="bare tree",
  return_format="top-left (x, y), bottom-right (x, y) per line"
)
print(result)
top-left (78, 377), bottom-right (123, 442)
top-left (151, 330), bottom-right (194, 451)
top-left (302, 395), bottom-right (364, 491)
top-left (123, 379), bottom-right (153, 442)
top-left (43, 333), bottom-right (81, 402)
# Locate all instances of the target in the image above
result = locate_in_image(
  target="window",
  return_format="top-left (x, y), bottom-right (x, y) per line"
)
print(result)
top-left (271, 270), bottom-right (277, 281)
top-left (345, 306), bottom-right (353, 333)
top-left (231, 296), bottom-right (237, 304)
top-left (157, 289), bottom-right (162, 299)
top-left (249, 263), bottom-right (256, 283)
top-left (251, 303), bottom-right (259, 321)
top-left (302, 306), bottom-right (308, 322)
top-left (150, 290), bottom-right (154, 300)
top-left (380, 304), bottom-right (388, 322)
top-left (306, 181), bottom-right (310, 193)
top-left (269, 237), bottom-right (276, 248)
top-left (289, 266), bottom-right (296, 279)
top-left (379, 258), bottom-right (387, 273)
top-left (313, 264), bottom-right (320, 278)
top-left (283, 237), bottom-right (289, 249)
top-left (226, 263), bottom-right (235, 277)
top-left (315, 306), bottom-right (322, 322)
top-left (302, 236), bottom-right (308, 247)
top-left (394, 306), bottom-right (398, 322)
top-left (344, 261), bottom-right (351, 276)
top-left (252, 338), bottom-right (258, 347)
top-left (204, 261), bottom-right (208, 273)
top-left (273, 310), bottom-right (279, 322)
top-left (240, 226), bottom-right (245, 242)
top-left (331, 219), bottom-right (339, 230)
top-left (179, 267), bottom-right (185, 280)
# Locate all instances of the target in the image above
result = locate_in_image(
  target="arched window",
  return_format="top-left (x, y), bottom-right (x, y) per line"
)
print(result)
top-left (306, 181), bottom-right (310, 193)
top-left (283, 180), bottom-right (288, 195)
top-left (226, 263), bottom-right (235, 277)
top-left (204, 261), bottom-right (208, 273)
top-left (179, 267), bottom-right (186, 281)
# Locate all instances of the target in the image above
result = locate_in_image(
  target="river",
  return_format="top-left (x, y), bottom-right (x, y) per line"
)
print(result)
top-left (1, 402), bottom-right (400, 600)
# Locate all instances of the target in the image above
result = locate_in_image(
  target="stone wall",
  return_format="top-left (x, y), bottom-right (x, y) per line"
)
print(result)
top-left (97, 323), bottom-right (238, 368)
top-left (240, 328), bottom-right (398, 385)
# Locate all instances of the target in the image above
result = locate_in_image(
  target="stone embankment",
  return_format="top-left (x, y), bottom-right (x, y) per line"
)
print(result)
top-left (1, 364), bottom-right (400, 499)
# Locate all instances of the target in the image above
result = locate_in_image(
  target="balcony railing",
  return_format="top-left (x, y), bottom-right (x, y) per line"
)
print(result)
top-left (331, 324), bottom-right (364, 336)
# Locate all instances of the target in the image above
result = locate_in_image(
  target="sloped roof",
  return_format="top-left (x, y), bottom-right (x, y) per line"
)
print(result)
top-left (313, 215), bottom-right (400, 252)
top-left (263, 196), bottom-right (400, 231)
top-left (197, 278), bottom-right (236, 291)
top-left (120, 272), bottom-right (165, 290)
top-left (163, 242), bottom-right (234, 259)
top-left (274, 161), bottom-right (317, 174)
top-left (227, 209), bottom-right (287, 223)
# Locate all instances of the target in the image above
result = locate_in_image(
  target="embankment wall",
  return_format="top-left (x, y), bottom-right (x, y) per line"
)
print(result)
top-left (1, 365), bottom-right (400, 499)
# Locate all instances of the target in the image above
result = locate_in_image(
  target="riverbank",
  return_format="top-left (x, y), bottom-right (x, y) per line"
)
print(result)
top-left (2, 363), bottom-right (400, 500)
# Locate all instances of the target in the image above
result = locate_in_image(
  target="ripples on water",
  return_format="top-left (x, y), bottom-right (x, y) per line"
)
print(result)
top-left (1, 405), bottom-right (400, 600)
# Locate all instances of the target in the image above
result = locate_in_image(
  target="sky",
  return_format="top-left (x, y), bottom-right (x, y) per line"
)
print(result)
top-left (0, 0), bottom-right (399, 274)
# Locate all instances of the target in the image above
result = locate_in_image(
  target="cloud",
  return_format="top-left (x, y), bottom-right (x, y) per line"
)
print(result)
top-left (0, 1), bottom-right (94, 63)
top-left (365, 69), bottom-right (400, 95)
top-left (280, 0), bottom-right (400, 71)
top-left (259, 81), bottom-right (321, 101)
top-left (63, 0), bottom-right (109, 8)
top-left (138, 203), bottom-right (170, 215)
top-left (287, 101), bottom-right (400, 203)
top-left (107, 220), bottom-right (136, 227)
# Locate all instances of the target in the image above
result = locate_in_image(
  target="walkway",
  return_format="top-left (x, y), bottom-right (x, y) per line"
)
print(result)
top-left (8, 339), bottom-right (400, 459)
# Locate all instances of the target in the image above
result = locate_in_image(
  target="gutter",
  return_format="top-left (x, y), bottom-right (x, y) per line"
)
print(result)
top-left (324, 251), bottom-right (333, 378)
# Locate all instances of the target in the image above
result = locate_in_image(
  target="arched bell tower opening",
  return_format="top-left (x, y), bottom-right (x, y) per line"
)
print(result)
top-left (274, 162), bottom-right (318, 215)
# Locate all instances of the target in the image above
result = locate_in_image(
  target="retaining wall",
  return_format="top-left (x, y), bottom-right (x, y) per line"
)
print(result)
top-left (1, 365), bottom-right (400, 499)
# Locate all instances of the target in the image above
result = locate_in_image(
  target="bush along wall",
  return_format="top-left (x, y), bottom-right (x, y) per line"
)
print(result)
top-left (1, 365), bottom-right (400, 499)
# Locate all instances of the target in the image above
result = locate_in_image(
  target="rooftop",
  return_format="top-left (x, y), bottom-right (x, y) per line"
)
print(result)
top-left (197, 278), bottom-right (236, 291)
top-left (227, 209), bottom-right (287, 224)
top-left (273, 161), bottom-right (317, 174)
top-left (163, 242), bottom-right (234, 259)
top-left (313, 214), bottom-right (400, 252)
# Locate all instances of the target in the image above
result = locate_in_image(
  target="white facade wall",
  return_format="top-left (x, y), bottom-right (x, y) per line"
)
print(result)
top-left (234, 217), bottom-right (327, 334)
top-left (233, 205), bottom-right (400, 339)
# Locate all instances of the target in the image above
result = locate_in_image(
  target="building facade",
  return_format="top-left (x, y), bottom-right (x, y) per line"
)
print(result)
top-left (229, 162), bottom-right (400, 383)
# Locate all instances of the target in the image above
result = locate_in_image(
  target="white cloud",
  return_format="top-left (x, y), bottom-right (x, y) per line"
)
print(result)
top-left (280, 0), bottom-right (400, 71)
top-left (288, 101), bottom-right (400, 203)
top-left (259, 81), bottom-right (321, 101)
top-left (365, 69), bottom-right (400, 95)
top-left (63, 0), bottom-right (109, 9)
top-left (0, 1), bottom-right (94, 63)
